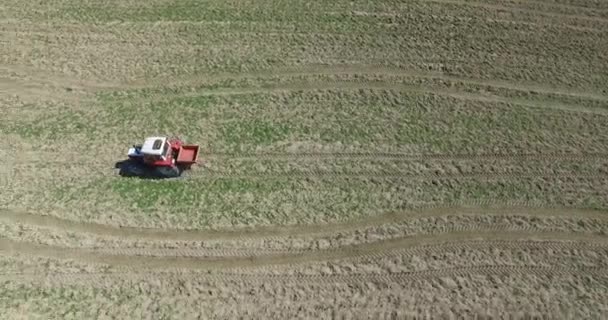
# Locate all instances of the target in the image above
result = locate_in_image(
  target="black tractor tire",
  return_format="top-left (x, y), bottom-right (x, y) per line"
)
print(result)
top-left (155, 165), bottom-right (182, 178)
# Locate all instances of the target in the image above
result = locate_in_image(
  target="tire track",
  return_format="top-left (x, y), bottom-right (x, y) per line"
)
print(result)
top-left (6, 70), bottom-right (608, 117)
top-left (14, 164), bottom-right (608, 181)
top-left (192, 172), bottom-right (606, 179)
top-left (0, 265), bottom-right (605, 285)
top-left (91, 237), bottom-right (608, 259)
top-left (18, 151), bottom-right (608, 163)
top-left (24, 16), bottom-right (598, 36)
top-left (137, 81), bottom-right (608, 116)
top-left (7, 60), bottom-right (608, 103)
top-left (358, 238), bottom-right (608, 264)
top-left (201, 152), bottom-right (608, 161)
top-left (126, 64), bottom-right (608, 103)
top-left (1, 206), bottom-right (606, 242)
top-left (0, 229), bottom-right (606, 271)
top-left (180, 173), bottom-right (608, 185)
top-left (12, 153), bottom-right (608, 181)
top-left (511, 0), bottom-right (608, 14)
top-left (2, 27), bottom-right (607, 107)
top-left (4, 213), bottom-right (607, 256)
top-left (488, 17), bottom-right (601, 32)
top-left (423, 0), bottom-right (608, 24)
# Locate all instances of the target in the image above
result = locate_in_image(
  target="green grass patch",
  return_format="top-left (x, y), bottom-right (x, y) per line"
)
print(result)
top-left (219, 119), bottom-right (290, 145)
top-left (110, 179), bottom-right (192, 209)
top-left (97, 87), bottom-right (608, 154)
top-left (50, 0), bottom-right (360, 24)
top-left (38, 174), bottom-right (608, 228)
top-left (58, 176), bottom-right (304, 209)
top-left (1, 109), bottom-right (96, 139)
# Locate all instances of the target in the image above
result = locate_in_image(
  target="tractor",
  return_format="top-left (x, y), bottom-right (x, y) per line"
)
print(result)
top-left (119, 136), bottom-right (200, 178)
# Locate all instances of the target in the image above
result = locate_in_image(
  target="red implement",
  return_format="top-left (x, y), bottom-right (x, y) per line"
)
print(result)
top-left (176, 145), bottom-right (199, 167)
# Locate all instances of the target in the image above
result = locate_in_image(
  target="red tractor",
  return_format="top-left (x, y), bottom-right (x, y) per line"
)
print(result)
top-left (119, 136), bottom-right (200, 178)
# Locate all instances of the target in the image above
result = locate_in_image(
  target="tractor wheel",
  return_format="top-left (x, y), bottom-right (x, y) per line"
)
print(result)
top-left (155, 165), bottom-right (181, 178)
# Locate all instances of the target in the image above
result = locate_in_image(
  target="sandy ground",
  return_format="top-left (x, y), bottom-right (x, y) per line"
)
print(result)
top-left (0, 207), bottom-right (607, 318)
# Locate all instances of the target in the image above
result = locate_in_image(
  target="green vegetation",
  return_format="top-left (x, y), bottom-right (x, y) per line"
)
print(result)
top-left (219, 120), bottom-right (291, 145)
top-left (26, 170), bottom-right (607, 228)
top-left (1, 0), bottom-right (607, 228)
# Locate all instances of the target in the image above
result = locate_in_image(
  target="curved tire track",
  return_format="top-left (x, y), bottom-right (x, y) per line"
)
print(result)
top-left (425, 0), bottom-right (608, 24)
top-left (140, 81), bottom-right (608, 116)
top-left (21, 151), bottom-right (608, 165)
top-left (1, 206), bottom-right (607, 241)
top-left (125, 65), bottom-right (608, 103)
top-left (0, 229), bottom-right (606, 270)
top-left (193, 172), bottom-right (606, 179)
top-left (1, 265), bottom-right (606, 285)
top-left (92, 237), bottom-right (608, 259)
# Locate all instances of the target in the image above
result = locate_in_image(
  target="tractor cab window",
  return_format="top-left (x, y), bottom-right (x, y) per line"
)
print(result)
top-left (162, 141), bottom-right (170, 158)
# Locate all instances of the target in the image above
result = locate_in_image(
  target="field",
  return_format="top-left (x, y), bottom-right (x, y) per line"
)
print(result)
top-left (1, 0), bottom-right (608, 318)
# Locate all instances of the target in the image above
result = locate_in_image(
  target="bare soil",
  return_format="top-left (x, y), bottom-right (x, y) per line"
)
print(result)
top-left (0, 208), bottom-right (607, 318)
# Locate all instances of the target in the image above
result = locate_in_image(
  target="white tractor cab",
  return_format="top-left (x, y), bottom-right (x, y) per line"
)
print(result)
top-left (129, 136), bottom-right (173, 164)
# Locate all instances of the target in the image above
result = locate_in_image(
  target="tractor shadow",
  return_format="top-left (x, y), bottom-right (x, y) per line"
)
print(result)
top-left (114, 160), bottom-right (187, 180)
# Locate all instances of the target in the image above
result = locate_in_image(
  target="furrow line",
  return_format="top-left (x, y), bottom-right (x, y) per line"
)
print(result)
top-left (519, 0), bottom-right (608, 13)
top-left (124, 64), bottom-right (608, 103)
top-left (0, 229), bottom-right (605, 271)
top-left (201, 152), bottom-right (608, 161)
top-left (137, 82), bottom-right (608, 115)
top-left (18, 166), bottom-right (606, 181)
top-left (234, 265), bottom-right (608, 284)
top-left (424, 0), bottom-right (608, 24)
top-left (4, 60), bottom-right (608, 108)
top-left (348, 237), bottom-right (608, 266)
top-left (376, 239), bottom-right (607, 260)
top-left (1, 206), bottom-right (606, 242)
top-left (190, 172), bottom-right (606, 179)
top-left (91, 237), bottom-right (608, 259)
top-left (19, 152), bottom-right (608, 164)
top-left (0, 265), bottom-right (605, 285)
